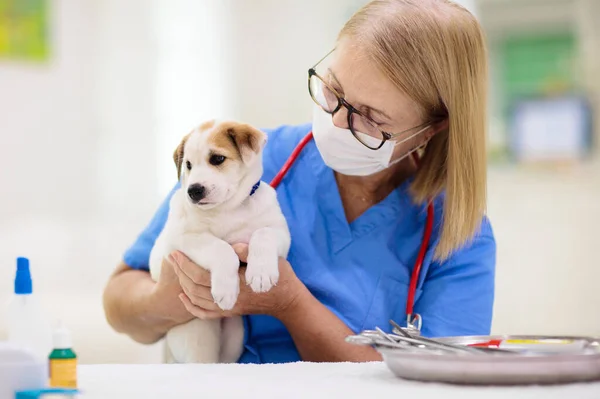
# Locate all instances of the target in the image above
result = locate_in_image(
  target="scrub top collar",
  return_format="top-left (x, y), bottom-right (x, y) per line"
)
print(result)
top-left (305, 138), bottom-right (419, 255)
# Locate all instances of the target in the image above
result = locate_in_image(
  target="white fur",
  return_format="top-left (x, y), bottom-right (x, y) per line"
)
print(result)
top-left (149, 121), bottom-right (291, 364)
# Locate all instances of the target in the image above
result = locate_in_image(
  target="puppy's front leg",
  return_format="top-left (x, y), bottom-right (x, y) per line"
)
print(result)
top-left (181, 233), bottom-right (241, 311)
top-left (246, 227), bottom-right (282, 293)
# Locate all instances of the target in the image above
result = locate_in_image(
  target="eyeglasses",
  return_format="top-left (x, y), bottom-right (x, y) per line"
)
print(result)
top-left (308, 50), bottom-right (434, 150)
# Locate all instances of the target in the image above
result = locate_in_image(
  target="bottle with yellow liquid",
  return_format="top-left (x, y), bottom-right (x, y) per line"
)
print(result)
top-left (48, 322), bottom-right (77, 388)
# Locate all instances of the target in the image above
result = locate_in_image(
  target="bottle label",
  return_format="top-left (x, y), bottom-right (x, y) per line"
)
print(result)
top-left (49, 358), bottom-right (78, 388)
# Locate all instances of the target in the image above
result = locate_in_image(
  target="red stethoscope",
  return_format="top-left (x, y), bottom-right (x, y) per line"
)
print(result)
top-left (268, 131), bottom-right (434, 333)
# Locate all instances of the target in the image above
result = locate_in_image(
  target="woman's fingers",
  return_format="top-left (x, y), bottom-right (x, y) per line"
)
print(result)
top-left (169, 251), bottom-right (226, 313)
top-left (179, 294), bottom-right (225, 320)
top-left (173, 262), bottom-right (213, 301)
top-left (179, 294), bottom-right (208, 319)
top-left (187, 293), bottom-right (220, 311)
top-left (169, 248), bottom-right (250, 319)
top-left (170, 260), bottom-right (221, 311)
top-left (171, 251), bottom-right (211, 287)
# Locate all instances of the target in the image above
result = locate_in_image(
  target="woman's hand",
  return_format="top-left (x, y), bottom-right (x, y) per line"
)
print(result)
top-left (163, 246), bottom-right (381, 362)
top-left (170, 245), bottom-right (306, 320)
top-left (148, 256), bottom-right (196, 327)
top-left (103, 257), bottom-right (196, 344)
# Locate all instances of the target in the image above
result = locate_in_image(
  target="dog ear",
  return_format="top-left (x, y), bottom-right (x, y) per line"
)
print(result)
top-left (226, 124), bottom-right (267, 164)
top-left (173, 132), bottom-right (191, 180)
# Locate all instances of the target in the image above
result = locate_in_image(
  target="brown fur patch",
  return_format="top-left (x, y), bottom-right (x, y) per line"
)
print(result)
top-left (208, 126), bottom-right (243, 161)
top-left (172, 120), bottom-right (218, 179)
top-left (208, 122), bottom-right (264, 163)
top-left (198, 119), bottom-right (216, 132)
top-left (173, 131), bottom-right (193, 180)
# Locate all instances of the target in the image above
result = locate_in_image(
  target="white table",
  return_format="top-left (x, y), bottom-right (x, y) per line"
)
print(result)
top-left (77, 362), bottom-right (600, 398)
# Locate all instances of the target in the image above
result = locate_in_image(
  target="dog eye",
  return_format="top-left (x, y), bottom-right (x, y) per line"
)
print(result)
top-left (186, 161), bottom-right (192, 170)
top-left (209, 155), bottom-right (226, 166)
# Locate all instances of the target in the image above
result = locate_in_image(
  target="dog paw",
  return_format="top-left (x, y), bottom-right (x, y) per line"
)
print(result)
top-left (245, 256), bottom-right (279, 293)
top-left (211, 274), bottom-right (240, 311)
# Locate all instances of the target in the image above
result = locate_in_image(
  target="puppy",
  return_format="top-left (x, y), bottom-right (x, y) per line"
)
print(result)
top-left (149, 120), bottom-right (291, 363)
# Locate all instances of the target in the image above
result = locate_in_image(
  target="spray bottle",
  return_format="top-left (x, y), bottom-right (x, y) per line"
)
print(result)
top-left (7, 257), bottom-right (52, 364)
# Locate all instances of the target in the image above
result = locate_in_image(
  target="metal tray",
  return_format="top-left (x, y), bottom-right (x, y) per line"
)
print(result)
top-left (348, 333), bottom-right (600, 385)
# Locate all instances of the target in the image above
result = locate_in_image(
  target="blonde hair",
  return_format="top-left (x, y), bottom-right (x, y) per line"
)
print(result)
top-left (340, 0), bottom-right (488, 260)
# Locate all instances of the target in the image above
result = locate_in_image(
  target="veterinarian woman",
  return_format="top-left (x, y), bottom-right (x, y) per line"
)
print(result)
top-left (103, 0), bottom-right (495, 363)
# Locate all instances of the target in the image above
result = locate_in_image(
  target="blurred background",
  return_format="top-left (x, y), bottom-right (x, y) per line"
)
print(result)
top-left (0, 0), bottom-right (598, 364)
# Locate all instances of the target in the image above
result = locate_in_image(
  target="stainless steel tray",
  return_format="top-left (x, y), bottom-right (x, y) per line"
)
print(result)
top-left (347, 331), bottom-right (600, 385)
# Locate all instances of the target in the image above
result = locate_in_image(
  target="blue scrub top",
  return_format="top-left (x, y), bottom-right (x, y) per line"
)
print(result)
top-left (123, 123), bottom-right (496, 364)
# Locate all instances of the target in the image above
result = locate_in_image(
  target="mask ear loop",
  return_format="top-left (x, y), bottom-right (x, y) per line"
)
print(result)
top-left (388, 134), bottom-right (432, 168)
top-left (385, 121), bottom-right (435, 166)
top-left (397, 117), bottom-right (447, 161)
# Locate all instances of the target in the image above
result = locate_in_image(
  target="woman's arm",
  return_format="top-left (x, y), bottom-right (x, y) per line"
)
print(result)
top-left (102, 259), bottom-right (194, 344)
top-left (275, 285), bottom-right (382, 362)
top-left (171, 247), bottom-right (382, 363)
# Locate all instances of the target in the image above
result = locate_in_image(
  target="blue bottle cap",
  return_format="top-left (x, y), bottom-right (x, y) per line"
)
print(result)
top-left (15, 257), bottom-right (33, 294)
top-left (15, 388), bottom-right (79, 398)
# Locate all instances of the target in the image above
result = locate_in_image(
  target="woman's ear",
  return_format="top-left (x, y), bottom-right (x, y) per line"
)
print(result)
top-left (434, 118), bottom-right (449, 133)
top-left (426, 119), bottom-right (449, 140)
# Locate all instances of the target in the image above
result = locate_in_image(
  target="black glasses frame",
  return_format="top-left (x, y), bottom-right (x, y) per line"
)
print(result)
top-left (308, 49), bottom-right (436, 150)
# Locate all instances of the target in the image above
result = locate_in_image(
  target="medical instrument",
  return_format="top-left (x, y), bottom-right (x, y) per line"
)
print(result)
top-left (350, 321), bottom-right (513, 355)
top-left (387, 320), bottom-right (504, 354)
top-left (467, 337), bottom-right (588, 353)
top-left (269, 132), bottom-right (434, 332)
top-left (346, 321), bottom-right (600, 385)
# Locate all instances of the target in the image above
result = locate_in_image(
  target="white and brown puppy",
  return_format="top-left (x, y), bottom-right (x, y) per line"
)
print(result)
top-left (149, 120), bottom-right (291, 364)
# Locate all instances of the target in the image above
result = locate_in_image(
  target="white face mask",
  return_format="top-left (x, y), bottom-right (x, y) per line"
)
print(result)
top-left (312, 106), bottom-right (424, 176)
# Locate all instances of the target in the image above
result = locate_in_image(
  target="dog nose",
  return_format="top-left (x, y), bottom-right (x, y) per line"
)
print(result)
top-left (187, 184), bottom-right (206, 203)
